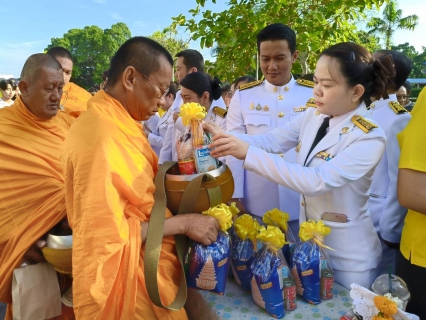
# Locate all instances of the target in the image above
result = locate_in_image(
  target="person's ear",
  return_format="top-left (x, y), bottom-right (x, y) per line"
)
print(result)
top-left (18, 80), bottom-right (29, 96)
top-left (352, 84), bottom-right (365, 102)
top-left (202, 91), bottom-right (210, 104)
top-left (188, 67), bottom-right (197, 74)
top-left (292, 50), bottom-right (299, 63)
top-left (122, 66), bottom-right (137, 92)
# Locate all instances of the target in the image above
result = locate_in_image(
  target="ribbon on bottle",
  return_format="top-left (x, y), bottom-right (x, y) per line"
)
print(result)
top-left (299, 220), bottom-right (334, 251)
top-left (202, 203), bottom-right (234, 232)
top-left (262, 208), bottom-right (290, 231)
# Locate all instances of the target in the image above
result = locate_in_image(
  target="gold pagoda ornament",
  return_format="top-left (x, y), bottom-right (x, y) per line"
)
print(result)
top-left (196, 254), bottom-right (218, 290)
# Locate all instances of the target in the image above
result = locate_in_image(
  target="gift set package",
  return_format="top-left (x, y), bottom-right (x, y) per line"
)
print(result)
top-left (177, 103), bottom-right (219, 175)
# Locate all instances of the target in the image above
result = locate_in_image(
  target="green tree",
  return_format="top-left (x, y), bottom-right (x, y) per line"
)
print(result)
top-left (46, 23), bottom-right (131, 89)
top-left (367, 0), bottom-right (418, 49)
top-left (148, 28), bottom-right (190, 59)
top-left (170, 0), bottom-right (387, 81)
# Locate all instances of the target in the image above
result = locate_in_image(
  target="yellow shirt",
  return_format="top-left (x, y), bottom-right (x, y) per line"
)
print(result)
top-left (398, 86), bottom-right (426, 267)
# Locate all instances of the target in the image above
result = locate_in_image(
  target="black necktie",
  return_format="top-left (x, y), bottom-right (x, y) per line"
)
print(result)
top-left (305, 116), bottom-right (331, 165)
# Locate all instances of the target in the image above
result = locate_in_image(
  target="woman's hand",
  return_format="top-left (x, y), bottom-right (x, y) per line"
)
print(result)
top-left (208, 131), bottom-right (249, 160)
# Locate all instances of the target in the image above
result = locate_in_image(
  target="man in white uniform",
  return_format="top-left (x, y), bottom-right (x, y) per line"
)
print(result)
top-left (226, 23), bottom-right (313, 235)
top-left (159, 50), bottom-right (227, 163)
top-left (368, 50), bottom-right (412, 278)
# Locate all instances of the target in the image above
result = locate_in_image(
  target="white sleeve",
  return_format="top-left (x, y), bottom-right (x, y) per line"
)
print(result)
top-left (380, 114), bottom-right (411, 243)
top-left (243, 134), bottom-right (386, 197)
top-left (158, 120), bottom-right (174, 164)
top-left (148, 132), bottom-right (163, 149)
top-left (225, 91), bottom-right (246, 198)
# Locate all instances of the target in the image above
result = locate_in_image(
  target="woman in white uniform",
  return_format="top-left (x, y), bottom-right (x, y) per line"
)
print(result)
top-left (144, 82), bottom-right (178, 155)
top-left (205, 42), bottom-right (396, 289)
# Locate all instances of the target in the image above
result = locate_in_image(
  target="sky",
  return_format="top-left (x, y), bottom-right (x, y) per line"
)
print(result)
top-left (0, 0), bottom-right (425, 77)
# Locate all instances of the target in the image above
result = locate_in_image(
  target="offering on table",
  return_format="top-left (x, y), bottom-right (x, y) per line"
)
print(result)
top-left (231, 214), bottom-right (260, 292)
top-left (186, 203), bottom-right (233, 295)
top-left (262, 208), bottom-right (298, 267)
top-left (177, 102), bottom-right (219, 174)
top-left (291, 220), bottom-right (333, 304)
top-left (250, 226), bottom-right (294, 318)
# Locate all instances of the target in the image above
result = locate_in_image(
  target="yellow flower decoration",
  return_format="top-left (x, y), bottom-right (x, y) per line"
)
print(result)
top-left (256, 225), bottom-right (287, 249)
top-left (202, 203), bottom-right (233, 232)
top-left (299, 220), bottom-right (331, 242)
top-left (262, 208), bottom-right (290, 231)
top-left (234, 214), bottom-right (260, 242)
top-left (374, 296), bottom-right (398, 317)
top-left (229, 202), bottom-right (240, 218)
top-left (179, 102), bottom-right (207, 126)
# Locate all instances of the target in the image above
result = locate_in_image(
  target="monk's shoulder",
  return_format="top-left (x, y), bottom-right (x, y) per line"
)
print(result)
top-left (66, 82), bottom-right (92, 99)
top-left (55, 111), bottom-right (75, 128)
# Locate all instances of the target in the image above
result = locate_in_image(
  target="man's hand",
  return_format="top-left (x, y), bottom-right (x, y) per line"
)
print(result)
top-left (208, 132), bottom-right (249, 160)
top-left (23, 240), bottom-right (46, 265)
top-left (230, 198), bottom-right (247, 214)
top-left (202, 122), bottom-right (225, 137)
top-left (182, 214), bottom-right (220, 246)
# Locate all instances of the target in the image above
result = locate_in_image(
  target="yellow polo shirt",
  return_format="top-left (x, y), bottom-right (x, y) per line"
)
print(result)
top-left (398, 87), bottom-right (426, 267)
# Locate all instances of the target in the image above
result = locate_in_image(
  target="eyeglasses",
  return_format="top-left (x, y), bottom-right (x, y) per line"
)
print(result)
top-left (139, 72), bottom-right (169, 99)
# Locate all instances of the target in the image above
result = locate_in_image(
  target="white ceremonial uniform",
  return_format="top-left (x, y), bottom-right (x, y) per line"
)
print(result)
top-left (368, 94), bottom-right (411, 278)
top-left (226, 78), bottom-right (313, 226)
top-left (159, 95), bottom-right (227, 163)
top-left (145, 107), bottom-right (174, 156)
top-left (233, 103), bottom-right (386, 289)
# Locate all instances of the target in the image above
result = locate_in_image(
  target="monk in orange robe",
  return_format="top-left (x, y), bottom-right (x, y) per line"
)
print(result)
top-left (47, 46), bottom-right (92, 118)
top-left (0, 54), bottom-right (75, 319)
top-left (61, 37), bottom-right (220, 320)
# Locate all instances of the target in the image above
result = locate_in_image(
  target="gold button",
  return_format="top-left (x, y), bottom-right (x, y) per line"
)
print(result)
top-left (278, 112), bottom-right (284, 118)
top-left (273, 87), bottom-right (277, 92)
top-left (370, 103), bottom-right (375, 109)
top-left (284, 86), bottom-right (289, 91)
top-left (301, 202), bottom-right (305, 207)
top-left (315, 111), bottom-right (320, 115)
top-left (278, 95), bottom-right (284, 100)
top-left (250, 102), bottom-right (254, 110)
top-left (279, 154), bottom-right (283, 157)
top-left (263, 105), bottom-right (269, 111)
top-left (341, 127), bottom-right (349, 133)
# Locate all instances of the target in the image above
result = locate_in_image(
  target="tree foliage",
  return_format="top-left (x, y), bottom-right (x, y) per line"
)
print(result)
top-left (391, 43), bottom-right (426, 78)
top-left (170, 0), bottom-right (387, 82)
top-left (46, 23), bottom-right (131, 89)
top-left (148, 29), bottom-right (190, 59)
top-left (367, 0), bottom-right (418, 49)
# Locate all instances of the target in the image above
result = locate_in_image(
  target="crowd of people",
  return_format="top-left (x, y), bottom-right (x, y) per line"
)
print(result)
top-left (0, 22), bottom-right (425, 320)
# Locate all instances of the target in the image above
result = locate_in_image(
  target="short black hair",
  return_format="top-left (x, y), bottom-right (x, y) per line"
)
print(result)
top-left (375, 50), bottom-right (413, 89)
top-left (20, 53), bottom-right (63, 83)
top-left (403, 80), bottom-right (412, 93)
top-left (256, 23), bottom-right (297, 54)
top-left (47, 46), bottom-right (73, 62)
top-left (0, 79), bottom-right (14, 91)
top-left (232, 75), bottom-right (256, 89)
top-left (108, 36), bottom-right (173, 87)
top-left (175, 49), bottom-right (204, 73)
top-left (180, 72), bottom-right (222, 102)
top-left (168, 81), bottom-right (178, 99)
top-left (221, 84), bottom-right (231, 95)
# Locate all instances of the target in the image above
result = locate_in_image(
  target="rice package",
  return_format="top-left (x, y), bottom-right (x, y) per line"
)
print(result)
top-left (263, 208), bottom-right (298, 268)
top-left (250, 226), bottom-right (292, 319)
top-left (230, 214), bottom-right (260, 292)
top-left (177, 103), bottom-right (219, 174)
top-left (186, 203), bottom-right (233, 295)
top-left (291, 220), bottom-right (334, 304)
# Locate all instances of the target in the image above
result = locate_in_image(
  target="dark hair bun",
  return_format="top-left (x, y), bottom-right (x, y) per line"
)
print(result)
top-left (371, 54), bottom-right (396, 100)
top-left (211, 77), bottom-right (222, 101)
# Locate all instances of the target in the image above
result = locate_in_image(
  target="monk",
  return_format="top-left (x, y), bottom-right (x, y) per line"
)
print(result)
top-left (47, 46), bottom-right (92, 118)
top-left (61, 37), bottom-right (220, 320)
top-left (0, 54), bottom-right (74, 319)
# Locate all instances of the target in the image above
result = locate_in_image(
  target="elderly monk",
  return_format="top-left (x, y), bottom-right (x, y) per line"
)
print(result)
top-left (47, 46), bottom-right (92, 118)
top-left (0, 54), bottom-right (74, 319)
top-left (61, 37), bottom-right (220, 320)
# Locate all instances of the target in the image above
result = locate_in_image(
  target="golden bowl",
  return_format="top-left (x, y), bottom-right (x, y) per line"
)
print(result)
top-left (41, 247), bottom-right (72, 275)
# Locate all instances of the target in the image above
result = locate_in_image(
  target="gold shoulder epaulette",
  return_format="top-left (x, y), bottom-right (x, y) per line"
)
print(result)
top-left (388, 101), bottom-right (407, 114)
top-left (351, 116), bottom-right (378, 133)
top-left (239, 79), bottom-right (263, 91)
top-left (212, 106), bottom-right (227, 118)
top-left (306, 97), bottom-right (316, 107)
top-left (296, 78), bottom-right (314, 88)
top-left (294, 106), bottom-right (308, 112)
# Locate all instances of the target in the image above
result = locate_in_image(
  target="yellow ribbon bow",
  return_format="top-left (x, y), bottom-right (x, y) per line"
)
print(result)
top-left (229, 202), bottom-right (240, 218)
top-left (179, 102), bottom-right (207, 126)
top-left (234, 214), bottom-right (260, 242)
top-left (202, 203), bottom-right (233, 232)
top-left (299, 220), bottom-right (334, 250)
top-left (256, 225), bottom-right (287, 249)
top-left (262, 208), bottom-right (290, 231)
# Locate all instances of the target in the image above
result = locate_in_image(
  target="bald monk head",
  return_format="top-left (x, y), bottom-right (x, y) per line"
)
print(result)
top-left (18, 53), bottom-right (64, 120)
top-left (106, 36), bottom-right (174, 121)
top-left (47, 46), bottom-right (73, 85)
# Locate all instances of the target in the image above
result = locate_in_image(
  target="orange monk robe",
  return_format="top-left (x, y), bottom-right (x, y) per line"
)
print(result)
top-left (61, 90), bottom-right (187, 320)
top-left (62, 82), bottom-right (92, 118)
top-left (0, 98), bottom-right (74, 318)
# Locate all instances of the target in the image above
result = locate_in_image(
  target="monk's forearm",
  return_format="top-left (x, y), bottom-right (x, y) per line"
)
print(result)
top-left (141, 215), bottom-right (187, 244)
